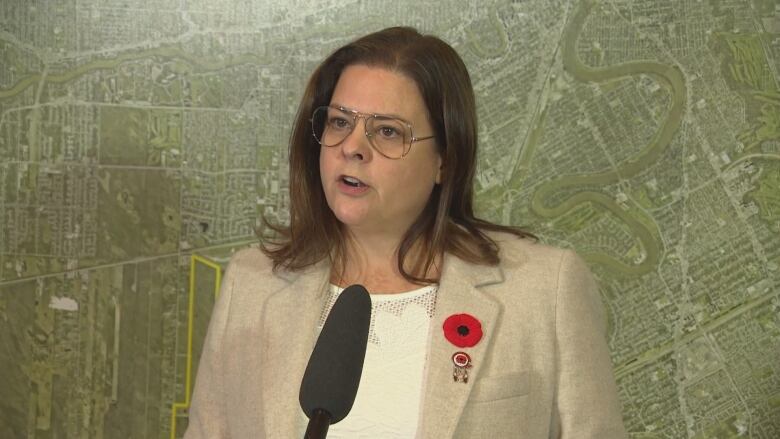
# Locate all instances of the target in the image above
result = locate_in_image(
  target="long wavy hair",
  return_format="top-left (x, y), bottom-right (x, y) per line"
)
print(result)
top-left (261, 26), bottom-right (533, 284)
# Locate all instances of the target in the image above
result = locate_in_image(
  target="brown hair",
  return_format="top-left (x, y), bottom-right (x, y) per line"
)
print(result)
top-left (262, 26), bottom-right (533, 284)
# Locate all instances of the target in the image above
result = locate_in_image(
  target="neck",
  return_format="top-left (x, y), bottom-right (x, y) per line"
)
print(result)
top-left (331, 228), bottom-right (439, 293)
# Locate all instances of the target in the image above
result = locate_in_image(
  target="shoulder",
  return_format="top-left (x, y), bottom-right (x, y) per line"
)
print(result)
top-left (486, 231), bottom-right (576, 274)
top-left (222, 244), bottom-right (329, 294)
top-left (220, 244), bottom-right (289, 293)
top-left (219, 244), bottom-right (274, 282)
top-left (225, 244), bottom-right (274, 273)
top-left (483, 231), bottom-right (597, 306)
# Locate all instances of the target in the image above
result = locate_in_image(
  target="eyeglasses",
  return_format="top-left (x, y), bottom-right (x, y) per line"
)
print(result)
top-left (311, 105), bottom-right (435, 159)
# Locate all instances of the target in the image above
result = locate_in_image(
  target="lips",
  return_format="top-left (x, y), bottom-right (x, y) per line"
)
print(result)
top-left (336, 174), bottom-right (370, 195)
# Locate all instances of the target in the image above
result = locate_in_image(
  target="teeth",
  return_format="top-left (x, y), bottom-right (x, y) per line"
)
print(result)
top-left (343, 176), bottom-right (362, 186)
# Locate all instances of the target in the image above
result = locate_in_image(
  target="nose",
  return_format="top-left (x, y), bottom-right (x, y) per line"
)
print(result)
top-left (340, 116), bottom-right (372, 161)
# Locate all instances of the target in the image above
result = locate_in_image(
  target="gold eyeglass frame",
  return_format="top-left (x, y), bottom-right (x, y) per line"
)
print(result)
top-left (311, 105), bottom-right (435, 159)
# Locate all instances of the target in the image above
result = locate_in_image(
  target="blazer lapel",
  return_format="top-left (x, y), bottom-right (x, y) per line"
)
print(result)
top-left (418, 255), bottom-right (504, 438)
top-left (259, 262), bottom-right (330, 438)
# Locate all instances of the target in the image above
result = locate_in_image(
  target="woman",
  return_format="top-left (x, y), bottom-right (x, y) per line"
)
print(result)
top-left (185, 27), bottom-right (627, 438)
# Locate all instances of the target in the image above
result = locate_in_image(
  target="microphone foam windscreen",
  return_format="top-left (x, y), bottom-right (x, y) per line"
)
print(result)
top-left (299, 284), bottom-right (371, 424)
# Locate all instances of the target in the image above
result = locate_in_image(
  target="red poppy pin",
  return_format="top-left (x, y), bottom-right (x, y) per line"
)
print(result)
top-left (443, 313), bottom-right (483, 348)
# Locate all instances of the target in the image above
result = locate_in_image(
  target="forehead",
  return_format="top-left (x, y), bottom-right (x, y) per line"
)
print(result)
top-left (329, 65), bottom-right (429, 122)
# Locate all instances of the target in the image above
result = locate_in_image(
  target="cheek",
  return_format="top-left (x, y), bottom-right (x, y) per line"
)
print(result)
top-left (319, 151), bottom-right (338, 205)
top-left (318, 147), bottom-right (326, 170)
top-left (406, 151), bottom-right (441, 190)
top-left (392, 163), bottom-right (438, 204)
top-left (319, 148), bottom-right (333, 182)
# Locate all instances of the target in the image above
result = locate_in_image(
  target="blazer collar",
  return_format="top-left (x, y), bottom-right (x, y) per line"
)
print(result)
top-left (257, 254), bottom-right (505, 438)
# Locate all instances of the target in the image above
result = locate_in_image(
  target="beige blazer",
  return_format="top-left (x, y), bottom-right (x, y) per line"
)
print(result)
top-left (185, 235), bottom-right (627, 438)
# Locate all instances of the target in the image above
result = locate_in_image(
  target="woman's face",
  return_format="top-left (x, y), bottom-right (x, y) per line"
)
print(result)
top-left (319, 64), bottom-right (442, 240)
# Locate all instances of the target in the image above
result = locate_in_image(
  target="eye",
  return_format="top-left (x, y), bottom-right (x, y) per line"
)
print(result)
top-left (327, 115), bottom-right (352, 131)
top-left (375, 124), bottom-right (403, 139)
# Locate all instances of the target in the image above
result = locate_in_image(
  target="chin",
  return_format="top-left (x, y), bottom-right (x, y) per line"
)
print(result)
top-left (329, 205), bottom-right (369, 228)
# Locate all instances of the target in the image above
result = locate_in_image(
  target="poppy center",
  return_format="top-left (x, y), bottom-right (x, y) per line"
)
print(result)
top-left (457, 325), bottom-right (470, 336)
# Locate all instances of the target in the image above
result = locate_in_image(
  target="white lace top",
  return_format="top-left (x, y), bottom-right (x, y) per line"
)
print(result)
top-left (315, 284), bottom-right (438, 438)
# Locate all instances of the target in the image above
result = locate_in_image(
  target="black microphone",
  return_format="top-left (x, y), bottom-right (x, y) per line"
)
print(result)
top-left (300, 284), bottom-right (371, 439)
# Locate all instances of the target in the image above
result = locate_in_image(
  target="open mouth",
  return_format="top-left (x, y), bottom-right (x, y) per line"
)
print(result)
top-left (341, 176), bottom-right (366, 187)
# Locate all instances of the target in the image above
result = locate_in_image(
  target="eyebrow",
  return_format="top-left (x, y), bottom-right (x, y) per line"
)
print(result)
top-left (329, 103), bottom-right (408, 122)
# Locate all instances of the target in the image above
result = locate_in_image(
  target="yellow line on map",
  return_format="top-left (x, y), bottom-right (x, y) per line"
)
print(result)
top-left (169, 254), bottom-right (222, 439)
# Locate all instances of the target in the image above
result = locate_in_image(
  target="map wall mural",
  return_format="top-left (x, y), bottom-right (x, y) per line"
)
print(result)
top-left (1, 0), bottom-right (779, 437)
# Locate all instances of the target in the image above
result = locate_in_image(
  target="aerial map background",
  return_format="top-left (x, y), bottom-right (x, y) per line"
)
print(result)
top-left (1, 0), bottom-right (779, 437)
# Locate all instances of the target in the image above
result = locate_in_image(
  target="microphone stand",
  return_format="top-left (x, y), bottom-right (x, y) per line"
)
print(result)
top-left (304, 408), bottom-right (332, 439)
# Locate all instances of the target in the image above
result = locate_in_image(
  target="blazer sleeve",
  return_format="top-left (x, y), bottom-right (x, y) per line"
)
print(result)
top-left (184, 258), bottom-right (237, 439)
top-left (553, 250), bottom-right (628, 438)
